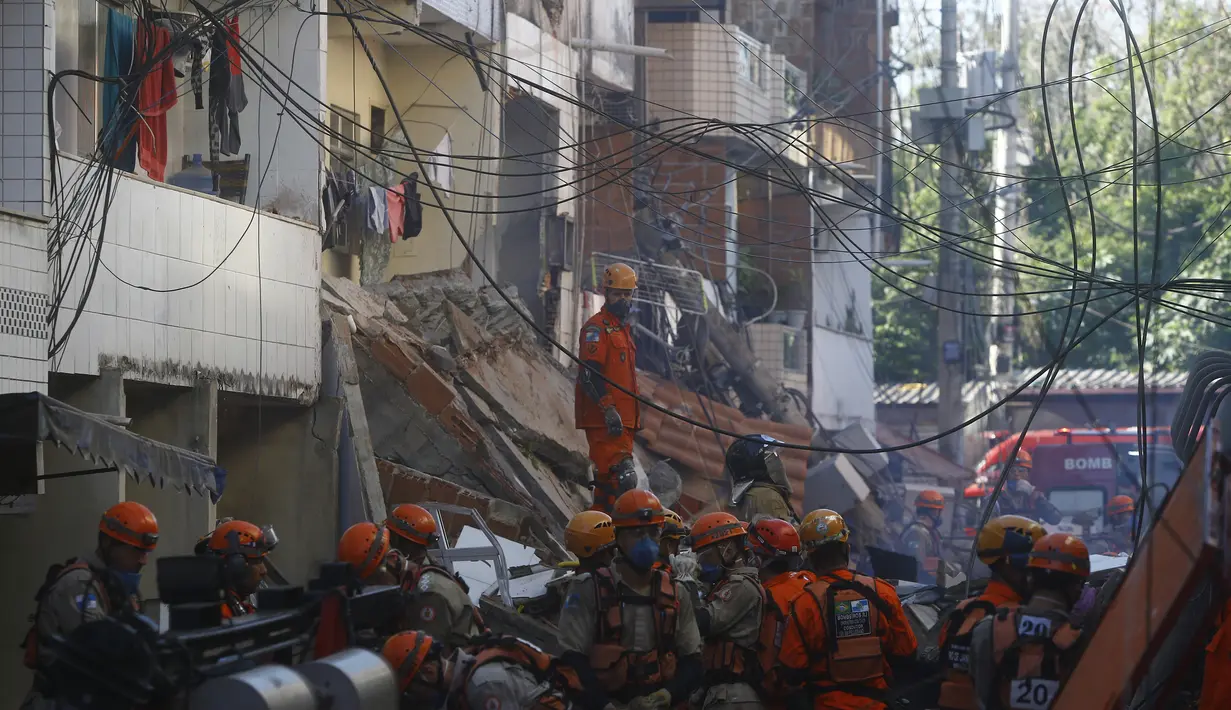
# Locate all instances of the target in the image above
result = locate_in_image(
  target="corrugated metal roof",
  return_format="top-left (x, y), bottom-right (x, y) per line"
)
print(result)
top-left (876, 368), bottom-right (1187, 406)
top-left (875, 423), bottom-right (970, 483)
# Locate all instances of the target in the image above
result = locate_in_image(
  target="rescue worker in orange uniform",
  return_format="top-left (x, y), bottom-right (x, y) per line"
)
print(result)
top-left (936, 516), bottom-right (1045, 710)
top-left (690, 512), bottom-right (765, 708)
top-left (21, 502), bottom-right (159, 710)
top-left (382, 630), bottom-right (583, 709)
top-left (779, 509), bottom-right (918, 710)
top-left (900, 490), bottom-right (947, 586)
top-left (967, 533), bottom-right (1090, 710)
top-left (575, 263), bottom-right (641, 513)
top-left (201, 519), bottom-right (276, 618)
top-left (747, 518), bottom-right (814, 708)
top-left (1089, 495), bottom-right (1135, 555)
top-left (385, 503), bottom-right (484, 650)
top-left (338, 521), bottom-right (400, 585)
top-left (556, 489), bottom-right (702, 710)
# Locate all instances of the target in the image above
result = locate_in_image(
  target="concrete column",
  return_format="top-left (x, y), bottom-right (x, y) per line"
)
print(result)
top-left (217, 397), bottom-right (343, 585)
top-left (124, 379), bottom-right (218, 600)
top-left (0, 370), bottom-right (126, 706)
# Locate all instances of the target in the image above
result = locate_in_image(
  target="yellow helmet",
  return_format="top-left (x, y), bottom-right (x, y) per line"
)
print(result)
top-left (565, 511), bottom-right (616, 559)
top-left (976, 515), bottom-right (1046, 566)
top-left (662, 509), bottom-right (689, 540)
top-left (799, 509), bottom-right (849, 549)
top-left (603, 263), bottom-right (638, 290)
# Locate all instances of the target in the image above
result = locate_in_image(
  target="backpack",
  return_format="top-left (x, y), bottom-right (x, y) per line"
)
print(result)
top-left (21, 558), bottom-right (109, 670)
top-left (452, 635), bottom-right (582, 710)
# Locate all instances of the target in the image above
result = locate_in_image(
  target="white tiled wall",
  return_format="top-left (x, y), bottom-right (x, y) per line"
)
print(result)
top-left (0, 209), bottom-right (49, 394)
top-left (0, 0), bottom-right (53, 216)
top-left (505, 13), bottom-right (581, 215)
top-left (423, 0), bottom-right (498, 41)
top-left (52, 157), bottom-right (321, 401)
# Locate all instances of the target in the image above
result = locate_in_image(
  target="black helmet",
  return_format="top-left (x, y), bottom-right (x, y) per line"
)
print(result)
top-left (726, 434), bottom-right (784, 483)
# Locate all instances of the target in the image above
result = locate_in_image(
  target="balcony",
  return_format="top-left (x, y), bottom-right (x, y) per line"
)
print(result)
top-left (645, 23), bottom-right (807, 159)
top-left (49, 157), bottom-right (321, 401)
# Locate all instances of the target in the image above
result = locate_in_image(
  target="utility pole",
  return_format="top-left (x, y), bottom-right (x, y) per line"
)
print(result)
top-left (989, 0), bottom-right (1020, 379)
top-left (936, 0), bottom-right (966, 464)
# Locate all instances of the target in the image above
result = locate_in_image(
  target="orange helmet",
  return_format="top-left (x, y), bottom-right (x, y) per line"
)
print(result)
top-left (1028, 533), bottom-right (1090, 578)
top-left (565, 511), bottom-right (616, 559)
top-left (748, 518), bottom-right (801, 558)
top-left (382, 631), bottom-right (439, 692)
top-left (208, 520), bottom-right (273, 559)
top-left (662, 509), bottom-right (689, 541)
top-left (612, 489), bottom-right (665, 528)
top-left (689, 512), bottom-right (746, 550)
top-left (1107, 495), bottom-right (1135, 516)
top-left (99, 502), bottom-right (159, 551)
top-left (386, 504), bottom-right (439, 546)
top-left (915, 490), bottom-right (945, 511)
top-left (603, 263), bottom-right (637, 290)
top-left (800, 509), bottom-right (849, 549)
top-left (338, 522), bottom-right (391, 579)
top-left (1010, 449), bottom-right (1033, 469)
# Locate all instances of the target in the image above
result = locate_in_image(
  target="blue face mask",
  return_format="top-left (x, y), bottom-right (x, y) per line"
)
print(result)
top-left (699, 563), bottom-right (723, 584)
top-left (115, 571), bottom-right (142, 596)
top-left (626, 537), bottom-right (660, 571)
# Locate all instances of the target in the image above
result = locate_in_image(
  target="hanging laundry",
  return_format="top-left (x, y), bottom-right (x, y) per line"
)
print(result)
top-left (209, 15), bottom-right (247, 160)
top-left (386, 184), bottom-right (406, 243)
top-left (101, 8), bottom-right (137, 172)
top-left (401, 174), bottom-right (423, 239)
top-left (368, 186), bottom-right (388, 235)
top-left (135, 21), bottom-right (178, 182)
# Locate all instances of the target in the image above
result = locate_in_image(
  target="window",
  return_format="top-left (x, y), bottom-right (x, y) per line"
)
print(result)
top-left (1047, 487), bottom-right (1106, 525)
top-left (370, 106), bottom-right (386, 154)
top-left (647, 10), bottom-right (700, 22)
top-left (328, 105), bottom-right (359, 171)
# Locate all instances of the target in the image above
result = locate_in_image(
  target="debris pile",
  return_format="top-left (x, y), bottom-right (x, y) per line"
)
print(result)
top-left (321, 271), bottom-right (589, 556)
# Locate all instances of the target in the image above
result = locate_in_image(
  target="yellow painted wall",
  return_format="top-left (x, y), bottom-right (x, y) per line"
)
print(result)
top-left (326, 31), bottom-right (501, 281)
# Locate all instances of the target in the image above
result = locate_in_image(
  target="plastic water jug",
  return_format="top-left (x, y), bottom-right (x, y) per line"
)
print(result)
top-left (167, 154), bottom-right (216, 195)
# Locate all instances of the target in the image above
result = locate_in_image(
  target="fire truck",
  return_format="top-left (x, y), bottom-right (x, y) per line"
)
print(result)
top-left (961, 426), bottom-right (1183, 535)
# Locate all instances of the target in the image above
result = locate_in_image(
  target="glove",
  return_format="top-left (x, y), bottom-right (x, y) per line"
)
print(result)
top-left (604, 405), bottom-right (624, 437)
top-left (627, 689), bottom-right (671, 710)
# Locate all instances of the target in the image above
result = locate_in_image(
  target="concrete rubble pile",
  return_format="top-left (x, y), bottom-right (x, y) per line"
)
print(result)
top-left (321, 271), bottom-right (589, 560)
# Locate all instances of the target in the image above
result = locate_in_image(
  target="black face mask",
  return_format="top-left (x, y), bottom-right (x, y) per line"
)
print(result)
top-left (606, 300), bottom-right (631, 319)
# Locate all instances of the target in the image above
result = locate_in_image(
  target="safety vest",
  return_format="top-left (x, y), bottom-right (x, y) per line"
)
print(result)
top-left (937, 598), bottom-right (1000, 710)
top-left (402, 562), bottom-right (488, 632)
top-left (757, 572), bottom-right (813, 699)
top-left (21, 559), bottom-right (117, 670)
top-left (700, 570), bottom-right (766, 683)
top-left (990, 607), bottom-right (1081, 710)
top-left (589, 566), bottom-right (678, 694)
top-left (453, 636), bottom-right (583, 710)
top-left (221, 594), bottom-right (257, 619)
top-left (797, 574), bottom-right (891, 687)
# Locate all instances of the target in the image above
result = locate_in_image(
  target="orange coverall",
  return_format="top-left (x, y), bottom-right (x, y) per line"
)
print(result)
top-left (762, 570), bottom-right (817, 707)
top-left (779, 569), bottom-right (918, 710)
top-left (936, 579), bottom-right (1021, 646)
top-left (575, 306), bottom-right (640, 513)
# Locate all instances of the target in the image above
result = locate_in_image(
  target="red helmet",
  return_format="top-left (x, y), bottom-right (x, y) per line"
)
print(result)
top-left (386, 504), bottom-right (439, 546)
top-left (99, 502), bottom-right (159, 551)
top-left (748, 518), bottom-right (801, 558)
